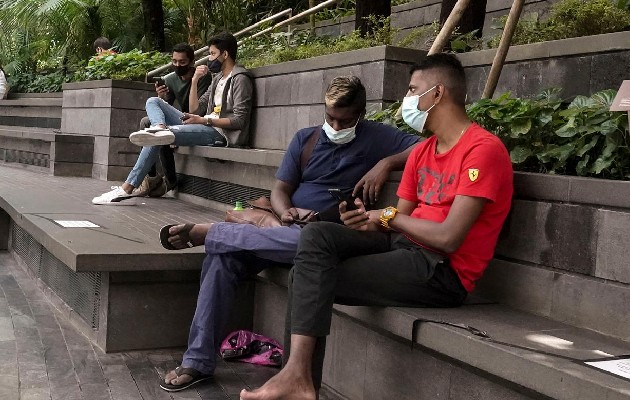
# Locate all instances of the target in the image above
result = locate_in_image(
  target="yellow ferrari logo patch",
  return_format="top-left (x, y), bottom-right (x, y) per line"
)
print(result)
top-left (468, 168), bottom-right (479, 182)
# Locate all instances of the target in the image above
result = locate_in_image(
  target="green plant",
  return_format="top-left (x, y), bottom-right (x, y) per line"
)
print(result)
top-left (367, 101), bottom-right (416, 135)
top-left (7, 69), bottom-right (74, 93)
top-left (75, 49), bottom-right (170, 81)
top-left (489, 0), bottom-right (630, 47)
top-left (240, 17), bottom-right (394, 69)
top-left (368, 89), bottom-right (630, 180)
top-left (467, 89), bottom-right (630, 178)
top-left (396, 21), bottom-right (482, 52)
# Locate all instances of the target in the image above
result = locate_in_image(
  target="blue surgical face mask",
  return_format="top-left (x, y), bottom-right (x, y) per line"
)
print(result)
top-left (401, 85), bottom-right (437, 132)
top-left (323, 117), bottom-right (360, 145)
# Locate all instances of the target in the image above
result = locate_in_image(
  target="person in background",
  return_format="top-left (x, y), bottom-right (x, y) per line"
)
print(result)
top-left (0, 64), bottom-right (8, 100)
top-left (93, 37), bottom-right (116, 58)
top-left (137, 43), bottom-right (212, 197)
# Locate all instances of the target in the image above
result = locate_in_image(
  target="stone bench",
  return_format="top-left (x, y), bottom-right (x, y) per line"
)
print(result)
top-left (0, 165), bottom-right (256, 353)
top-left (0, 93), bottom-right (62, 129)
top-left (0, 124), bottom-right (93, 176)
top-left (254, 267), bottom-right (630, 400)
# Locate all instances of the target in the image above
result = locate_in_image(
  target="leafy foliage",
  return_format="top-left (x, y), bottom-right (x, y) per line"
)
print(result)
top-left (369, 89), bottom-right (630, 180)
top-left (488, 0), bottom-right (630, 47)
top-left (75, 49), bottom-right (170, 81)
top-left (473, 90), bottom-right (629, 178)
top-left (7, 69), bottom-right (73, 93)
top-left (240, 16), bottom-right (395, 69)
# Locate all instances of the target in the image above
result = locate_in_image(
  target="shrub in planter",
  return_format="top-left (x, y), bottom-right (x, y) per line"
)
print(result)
top-left (489, 0), bottom-right (630, 47)
top-left (467, 89), bottom-right (630, 179)
top-left (369, 89), bottom-right (630, 180)
top-left (74, 49), bottom-right (170, 82)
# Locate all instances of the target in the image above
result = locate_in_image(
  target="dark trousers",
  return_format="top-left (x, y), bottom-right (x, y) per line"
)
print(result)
top-left (140, 116), bottom-right (178, 186)
top-left (284, 222), bottom-right (468, 388)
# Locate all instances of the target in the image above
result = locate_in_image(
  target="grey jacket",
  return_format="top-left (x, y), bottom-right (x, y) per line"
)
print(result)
top-left (197, 65), bottom-right (254, 147)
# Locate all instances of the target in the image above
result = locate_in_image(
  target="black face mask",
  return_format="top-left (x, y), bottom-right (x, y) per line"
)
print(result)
top-left (207, 55), bottom-right (223, 73)
top-left (173, 64), bottom-right (191, 77)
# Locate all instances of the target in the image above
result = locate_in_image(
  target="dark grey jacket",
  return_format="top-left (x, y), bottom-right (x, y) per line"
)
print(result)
top-left (197, 65), bottom-right (254, 146)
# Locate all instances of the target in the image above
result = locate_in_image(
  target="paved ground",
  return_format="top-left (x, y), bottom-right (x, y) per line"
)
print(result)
top-left (0, 251), bottom-right (282, 400)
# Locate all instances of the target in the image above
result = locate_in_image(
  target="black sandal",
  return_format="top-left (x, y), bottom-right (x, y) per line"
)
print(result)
top-left (159, 223), bottom-right (195, 250)
top-left (159, 366), bottom-right (212, 392)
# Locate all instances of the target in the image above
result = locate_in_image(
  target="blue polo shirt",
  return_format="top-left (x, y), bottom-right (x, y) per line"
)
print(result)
top-left (275, 120), bottom-right (419, 212)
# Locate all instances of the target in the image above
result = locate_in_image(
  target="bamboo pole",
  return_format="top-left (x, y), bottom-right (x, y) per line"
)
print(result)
top-left (482, 0), bottom-right (525, 99)
top-left (428, 0), bottom-right (471, 55)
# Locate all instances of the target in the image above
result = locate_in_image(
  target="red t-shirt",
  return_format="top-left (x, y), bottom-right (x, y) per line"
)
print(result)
top-left (396, 123), bottom-right (513, 292)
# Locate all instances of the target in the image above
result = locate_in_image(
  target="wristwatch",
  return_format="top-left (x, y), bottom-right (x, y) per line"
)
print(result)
top-left (379, 206), bottom-right (398, 229)
top-left (206, 117), bottom-right (213, 126)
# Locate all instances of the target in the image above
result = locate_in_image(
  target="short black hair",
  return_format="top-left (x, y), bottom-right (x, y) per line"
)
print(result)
top-left (172, 43), bottom-right (194, 63)
top-left (208, 32), bottom-right (238, 61)
top-left (93, 37), bottom-right (112, 52)
top-left (410, 53), bottom-right (467, 106)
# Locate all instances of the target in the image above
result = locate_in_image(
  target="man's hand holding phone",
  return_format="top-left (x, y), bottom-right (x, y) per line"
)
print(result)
top-left (153, 77), bottom-right (168, 99)
top-left (179, 112), bottom-right (205, 125)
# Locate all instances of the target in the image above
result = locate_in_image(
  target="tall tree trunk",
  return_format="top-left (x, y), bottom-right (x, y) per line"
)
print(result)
top-left (439, 0), bottom-right (487, 38)
top-left (355, 0), bottom-right (391, 37)
top-left (142, 0), bottom-right (166, 51)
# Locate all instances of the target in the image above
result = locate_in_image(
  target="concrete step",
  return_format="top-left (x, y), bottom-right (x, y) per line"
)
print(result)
top-left (256, 268), bottom-right (630, 400)
top-left (7, 92), bottom-right (62, 99)
top-left (0, 97), bottom-right (62, 107)
top-left (0, 97), bottom-right (62, 129)
top-left (0, 165), bottom-right (239, 352)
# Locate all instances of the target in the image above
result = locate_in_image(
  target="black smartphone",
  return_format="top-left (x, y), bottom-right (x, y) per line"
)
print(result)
top-left (152, 76), bottom-right (165, 87)
top-left (328, 188), bottom-right (358, 211)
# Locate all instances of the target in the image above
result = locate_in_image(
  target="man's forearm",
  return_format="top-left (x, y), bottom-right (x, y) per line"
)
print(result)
top-left (270, 191), bottom-right (293, 216)
top-left (188, 80), bottom-right (200, 114)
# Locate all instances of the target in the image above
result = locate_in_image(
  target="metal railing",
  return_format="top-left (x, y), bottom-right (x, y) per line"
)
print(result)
top-left (147, 8), bottom-right (293, 80)
top-left (147, 0), bottom-right (340, 81)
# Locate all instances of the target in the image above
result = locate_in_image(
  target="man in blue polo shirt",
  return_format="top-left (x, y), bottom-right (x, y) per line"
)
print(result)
top-left (158, 76), bottom-right (420, 392)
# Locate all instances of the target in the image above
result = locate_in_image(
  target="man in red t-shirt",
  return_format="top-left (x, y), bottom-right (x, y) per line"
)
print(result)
top-left (241, 54), bottom-right (513, 400)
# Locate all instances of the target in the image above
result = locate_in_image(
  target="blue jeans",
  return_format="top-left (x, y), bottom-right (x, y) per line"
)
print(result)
top-left (126, 97), bottom-right (227, 187)
top-left (181, 222), bottom-right (302, 375)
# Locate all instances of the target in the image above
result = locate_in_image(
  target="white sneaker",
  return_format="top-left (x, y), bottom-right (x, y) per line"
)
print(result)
top-left (129, 127), bottom-right (175, 146)
top-left (92, 186), bottom-right (134, 205)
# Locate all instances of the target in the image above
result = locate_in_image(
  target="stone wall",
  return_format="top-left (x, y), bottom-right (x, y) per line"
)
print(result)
top-left (61, 80), bottom-right (154, 181)
top-left (248, 45), bottom-right (423, 151)
top-left (458, 31), bottom-right (630, 100)
top-left (298, 0), bottom-right (561, 43)
top-left (475, 172), bottom-right (630, 341)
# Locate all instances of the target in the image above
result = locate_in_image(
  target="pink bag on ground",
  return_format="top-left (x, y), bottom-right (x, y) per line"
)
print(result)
top-left (220, 330), bottom-right (283, 367)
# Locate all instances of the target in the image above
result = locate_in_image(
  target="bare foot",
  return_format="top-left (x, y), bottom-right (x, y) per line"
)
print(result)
top-left (239, 367), bottom-right (315, 400)
top-left (164, 368), bottom-right (193, 385)
top-left (167, 223), bottom-right (211, 248)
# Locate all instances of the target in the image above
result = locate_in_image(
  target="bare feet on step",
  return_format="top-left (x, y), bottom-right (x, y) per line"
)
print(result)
top-left (239, 367), bottom-right (316, 400)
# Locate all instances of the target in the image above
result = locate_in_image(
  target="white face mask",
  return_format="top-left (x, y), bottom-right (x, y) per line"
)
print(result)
top-left (322, 117), bottom-right (359, 145)
top-left (401, 85), bottom-right (437, 132)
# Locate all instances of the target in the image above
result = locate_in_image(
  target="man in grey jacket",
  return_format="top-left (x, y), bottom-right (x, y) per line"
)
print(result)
top-left (92, 32), bottom-right (254, 205)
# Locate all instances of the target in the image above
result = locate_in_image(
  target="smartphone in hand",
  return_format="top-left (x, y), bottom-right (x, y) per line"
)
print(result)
top-left (152, 77), bottom-right (166, 87)
top-left (328, 188), bottom-right (358, 211)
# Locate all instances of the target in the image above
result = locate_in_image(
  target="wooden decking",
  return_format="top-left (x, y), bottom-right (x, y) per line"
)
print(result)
top-left (0, 252), bottom-right (279, 400)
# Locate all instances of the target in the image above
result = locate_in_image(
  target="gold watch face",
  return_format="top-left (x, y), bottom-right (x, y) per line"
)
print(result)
top-left (383, 209), bottom-right (394, 218)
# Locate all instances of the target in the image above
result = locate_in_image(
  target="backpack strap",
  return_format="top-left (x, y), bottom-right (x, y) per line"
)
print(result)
top-left (299, 126), bottom-right (321, 177)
